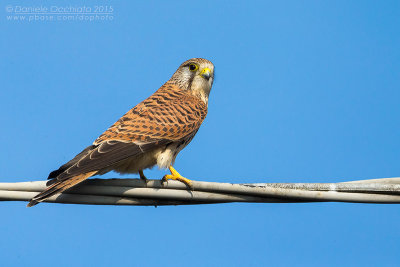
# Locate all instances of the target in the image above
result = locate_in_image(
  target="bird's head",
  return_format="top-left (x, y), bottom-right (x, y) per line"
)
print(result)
top-left (171, 58), bottom-right (215, 103)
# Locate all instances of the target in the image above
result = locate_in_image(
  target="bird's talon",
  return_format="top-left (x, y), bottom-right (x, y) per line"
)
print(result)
top-left (161, 166), bottom-right (193, 189)
top-left (161, 176), bottom-right (167, 185)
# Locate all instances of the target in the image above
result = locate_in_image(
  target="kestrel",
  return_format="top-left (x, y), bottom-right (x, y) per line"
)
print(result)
top-left (28, 58), bottom-right (214, 207)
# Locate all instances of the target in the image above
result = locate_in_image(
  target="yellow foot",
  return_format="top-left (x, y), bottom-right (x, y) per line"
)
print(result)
top-left (162, 166), bottom-right (193, 189)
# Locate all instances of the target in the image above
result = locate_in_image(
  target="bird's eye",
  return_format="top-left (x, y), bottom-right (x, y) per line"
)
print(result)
top-left (189, 64), bottom-right (198, 72)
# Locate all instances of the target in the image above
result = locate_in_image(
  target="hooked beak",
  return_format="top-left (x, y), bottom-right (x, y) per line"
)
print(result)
top-left (200, 67), bottom-right (211, 80)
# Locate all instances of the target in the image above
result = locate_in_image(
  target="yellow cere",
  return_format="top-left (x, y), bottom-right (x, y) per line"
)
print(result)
top-left (200, 68), bottom-right (211, 77)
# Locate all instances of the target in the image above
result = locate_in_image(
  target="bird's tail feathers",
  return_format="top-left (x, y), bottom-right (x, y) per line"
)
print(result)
top-left (27, 171), bottom-right (96, 207)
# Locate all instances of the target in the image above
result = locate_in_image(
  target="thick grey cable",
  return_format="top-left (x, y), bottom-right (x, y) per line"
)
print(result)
top-left (0, 177), bottom-right (400, 206)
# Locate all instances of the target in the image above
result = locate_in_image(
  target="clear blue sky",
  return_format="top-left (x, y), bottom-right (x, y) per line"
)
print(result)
top-left (1, 1), bottom-right (400, 266)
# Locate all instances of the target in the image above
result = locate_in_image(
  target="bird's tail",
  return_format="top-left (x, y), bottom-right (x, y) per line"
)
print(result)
top-left (27, 171), bottom-right (96, 207)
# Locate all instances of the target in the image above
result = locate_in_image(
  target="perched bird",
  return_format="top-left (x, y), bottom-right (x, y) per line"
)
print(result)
top-left (27, 58), bottom-right (214, 207)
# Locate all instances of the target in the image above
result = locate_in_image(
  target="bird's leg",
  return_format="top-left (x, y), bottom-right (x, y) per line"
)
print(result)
top-left (139, 170), bottom-right (148, 182)
top-left (162, 166), bottom-right (193, 189)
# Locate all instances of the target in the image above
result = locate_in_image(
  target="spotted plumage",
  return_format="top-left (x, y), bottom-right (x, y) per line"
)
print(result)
top-left (28, 58), bottom-right (215, 207)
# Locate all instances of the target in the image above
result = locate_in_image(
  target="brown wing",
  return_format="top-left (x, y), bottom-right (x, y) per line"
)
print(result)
top-left (48, 81), bottom-right (207, 184)
top-left (46, 140), bottom-right (169, 185)
top-left (94, 81), bottom-right (208, 144)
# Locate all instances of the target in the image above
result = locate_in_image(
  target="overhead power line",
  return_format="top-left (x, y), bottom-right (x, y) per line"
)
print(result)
top-left (1, 177), bottom-right (400, 206)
